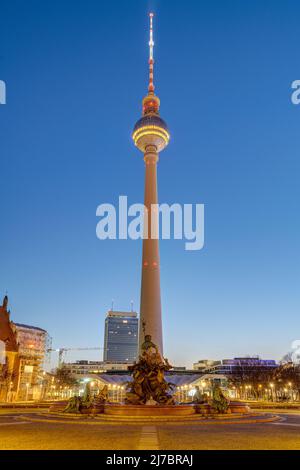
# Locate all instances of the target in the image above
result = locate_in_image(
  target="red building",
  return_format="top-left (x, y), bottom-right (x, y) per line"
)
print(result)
top-left (0, 296), bottom-right (20, 401)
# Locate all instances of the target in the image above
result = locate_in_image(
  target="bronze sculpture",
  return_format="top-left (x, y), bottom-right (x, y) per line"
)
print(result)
top-left (94, 385), bottom-right (108, 405)
top-left (63, 384), bottom-right (109, 414)
top-left (63, 396), bottom-right (82, 413)
top-left (211, 385), bottom-right (230, 413)
top-left (126, 335), bottom-right (175, 405)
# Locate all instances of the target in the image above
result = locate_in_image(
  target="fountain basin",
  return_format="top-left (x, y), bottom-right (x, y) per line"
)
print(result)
top-left (104, 403), bottom-right (195, 417)
top-left (49, 400), bottom-right (250, 417)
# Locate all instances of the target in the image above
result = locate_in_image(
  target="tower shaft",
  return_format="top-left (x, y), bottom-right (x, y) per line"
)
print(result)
top-left (139, 146), bottom-right (163, 355)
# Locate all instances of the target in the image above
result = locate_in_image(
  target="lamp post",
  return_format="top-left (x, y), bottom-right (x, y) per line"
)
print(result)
top-left (7, 381), bottom-right (14, 403)
top-left (25, 383), bottom-right (30, 401)
top-left (269, 383), bottom-right (275, 402)
top-left (258, 384), bottom-right (262, 401)
top-left (287, 382), bottom-right (292, 402)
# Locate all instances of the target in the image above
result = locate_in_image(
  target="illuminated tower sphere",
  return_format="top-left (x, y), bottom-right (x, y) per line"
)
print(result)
top-left (132, 13), bottom-right (170, 355)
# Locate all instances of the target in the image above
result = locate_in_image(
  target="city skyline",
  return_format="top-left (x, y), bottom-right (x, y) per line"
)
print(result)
top-left (1, 0), bottom-right (300, 368)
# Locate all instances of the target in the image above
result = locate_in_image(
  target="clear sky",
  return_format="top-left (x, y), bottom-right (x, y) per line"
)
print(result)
top-left (1, 0), bottom-right (299, 368)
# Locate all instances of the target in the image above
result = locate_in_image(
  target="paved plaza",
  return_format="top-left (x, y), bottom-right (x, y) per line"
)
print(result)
top-left (0, 408), bottom-right (300, 450)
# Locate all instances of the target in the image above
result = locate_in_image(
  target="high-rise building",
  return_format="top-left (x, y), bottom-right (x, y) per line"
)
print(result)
top-left (132, 14), bottom-right (170, 355)
top-left (103, 310), bottom-right (138, 363)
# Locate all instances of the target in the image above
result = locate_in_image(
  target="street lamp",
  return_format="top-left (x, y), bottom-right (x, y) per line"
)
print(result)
top-left (269, 383), bottom-right (275, 402)
top-left (245, 385), bottom-right (252, 400)
top-left (7, 381), bottom-right (14, 403)
top-left (287, 382), bottom-right (293, 401)
top-left (25, 383), bottom-right (30, 401)
top-left (258, 384), bottom-right (262, 400)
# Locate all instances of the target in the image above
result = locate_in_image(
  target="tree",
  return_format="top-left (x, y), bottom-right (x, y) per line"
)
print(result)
top-left (54, 366), bottom-right (78, 387)
top-left (228, 364), bottom-right (274, 400)
top-left (228, 362), bottom-right (300, 401)
top-left (273, 363), bottom-right (300, 401)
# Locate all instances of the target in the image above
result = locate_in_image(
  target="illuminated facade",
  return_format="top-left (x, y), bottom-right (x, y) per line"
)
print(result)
top-left (63, 360), bottom-right (131, 378)
top-left (133, 14), bottom-right (170, 355)
top-left (206, 357), bottom-right (278, 376)
top-left (193, 357), bottom-right (278, 375)
top-left (13, 323), bottom-right (51, 400)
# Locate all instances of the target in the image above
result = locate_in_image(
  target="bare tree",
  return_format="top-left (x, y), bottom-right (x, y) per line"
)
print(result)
top-left (228, 364), bottom-right (274, 400)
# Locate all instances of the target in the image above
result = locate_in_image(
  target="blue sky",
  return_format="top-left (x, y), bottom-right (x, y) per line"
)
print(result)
top-left (0, 0), bottom-right (299, 368)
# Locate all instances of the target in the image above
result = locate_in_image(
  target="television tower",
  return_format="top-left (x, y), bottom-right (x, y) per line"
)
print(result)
top-left (132, 13), bottom-right (170, 355)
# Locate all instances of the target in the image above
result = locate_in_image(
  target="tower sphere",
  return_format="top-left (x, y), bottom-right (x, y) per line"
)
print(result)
top-left (132, 113), bottom-right (170, 153)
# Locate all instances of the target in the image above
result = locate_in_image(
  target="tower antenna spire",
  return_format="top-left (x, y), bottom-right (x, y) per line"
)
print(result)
top-left (148, 12), bottom-right (155, 94)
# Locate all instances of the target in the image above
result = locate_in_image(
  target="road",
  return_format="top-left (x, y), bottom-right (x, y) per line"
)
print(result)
top-left (0, 409), bottom-right (300, 450)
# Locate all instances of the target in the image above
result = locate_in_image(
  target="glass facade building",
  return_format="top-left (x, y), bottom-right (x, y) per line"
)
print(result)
top-left (196, 357), bottom-right (278, 375)
top-left (103, 311), bottom-right (138, 363)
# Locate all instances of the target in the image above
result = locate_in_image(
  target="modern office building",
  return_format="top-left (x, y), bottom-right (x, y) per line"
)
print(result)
top-left (103, 310), bottom-right (138, 363)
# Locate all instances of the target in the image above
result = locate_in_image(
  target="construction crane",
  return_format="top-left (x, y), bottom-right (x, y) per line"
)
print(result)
top-left (47, 347), bottom-right (103, 368)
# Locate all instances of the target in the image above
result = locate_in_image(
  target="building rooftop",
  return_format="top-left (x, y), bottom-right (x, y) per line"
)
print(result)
top-left (14, 322), bottom-right (47, 333)
top-left (106, 310), bottom-right (138, 318)
top-left (94, 373), bottom-right (204, 387)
